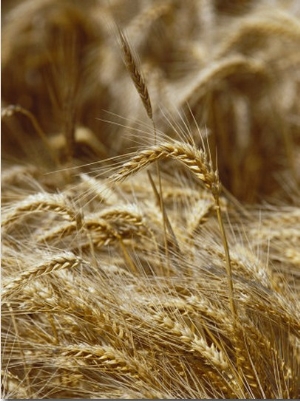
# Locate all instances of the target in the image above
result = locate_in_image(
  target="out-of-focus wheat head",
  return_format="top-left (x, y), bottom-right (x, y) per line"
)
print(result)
top-left (2, 0), bottom-right (300, 399)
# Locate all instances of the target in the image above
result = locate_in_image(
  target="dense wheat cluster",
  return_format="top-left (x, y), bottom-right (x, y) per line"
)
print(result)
top-left (2, 0), bottom-right (300, 398)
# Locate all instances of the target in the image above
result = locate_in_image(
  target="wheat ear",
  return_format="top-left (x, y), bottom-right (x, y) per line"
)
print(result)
top-left (180, 55), bottom-right (267, 109)
top-left (127, 1), bottom-right (172, 42)
top-left (60, 344), bottom-right (161, 389)
top-left (37, 206), bottom-right (145, 243)
top-left (111, 141), bottom-right (217, 190)
top-left (2, 193), bottom-right (77, 228)
top-left (98, 204), bottom-right (144, 226)
top-left (152, 311), bottom-right (238, 396)
top-left (217, 14), bottom-right (300, 58)
top-left (36, 217), bottom-right (115, 245)
top-left (110, 140), bottom-right (237, 321)
top-left (37, 221), bottom-right (78, 244)
top-left (118, 28), bottom-right (152, 120)
top-left (2, 253), bottom-right (81, 300)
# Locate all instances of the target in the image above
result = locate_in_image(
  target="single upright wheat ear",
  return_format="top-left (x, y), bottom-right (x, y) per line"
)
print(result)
top-left (110, 140), bottom-right (237, 321)
top-left (118, 28), bottom-right (153, 120)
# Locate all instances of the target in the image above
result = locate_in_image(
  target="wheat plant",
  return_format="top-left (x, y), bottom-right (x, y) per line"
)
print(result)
top-left (1, 0), bottom-right (300, 398)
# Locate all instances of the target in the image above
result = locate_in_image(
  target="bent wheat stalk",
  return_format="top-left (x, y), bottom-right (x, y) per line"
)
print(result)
top-left (110, 140), bottom-right (237, 321)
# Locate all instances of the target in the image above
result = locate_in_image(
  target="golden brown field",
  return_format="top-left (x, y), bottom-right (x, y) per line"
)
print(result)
top-left (2, 0), bottom-right (300, 398)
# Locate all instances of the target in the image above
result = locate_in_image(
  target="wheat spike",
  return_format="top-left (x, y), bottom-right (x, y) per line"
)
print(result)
top-left (2, 193), bottom-right (77, 228)
top-left (111, 140), bottom-right (218, 193)
top-left (2, 253), bottom-right (81, 300)
top-left (217, 13), bottom-right (300, 58)
top-left (118, 28), bottom-right (153, 120)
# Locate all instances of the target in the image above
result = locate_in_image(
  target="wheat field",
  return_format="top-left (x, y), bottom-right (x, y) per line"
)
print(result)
top-left (1, 0), bottom-right (300, 398)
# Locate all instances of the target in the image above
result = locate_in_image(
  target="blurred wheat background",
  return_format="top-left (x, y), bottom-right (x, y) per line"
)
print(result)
top-left (1, 0), bottom-right (300, 398)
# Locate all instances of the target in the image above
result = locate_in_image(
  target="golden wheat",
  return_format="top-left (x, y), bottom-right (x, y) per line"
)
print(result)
top-left (118, 28), bottom-right (153, 120)
top-left (111, 141), bottom-right (218, 191)
top-left (2, 0), bottom-right (300, 399)
top-left (2, 193), bottom-right (77, 229)
top-left (2, 253), bottom-right (81, 300)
